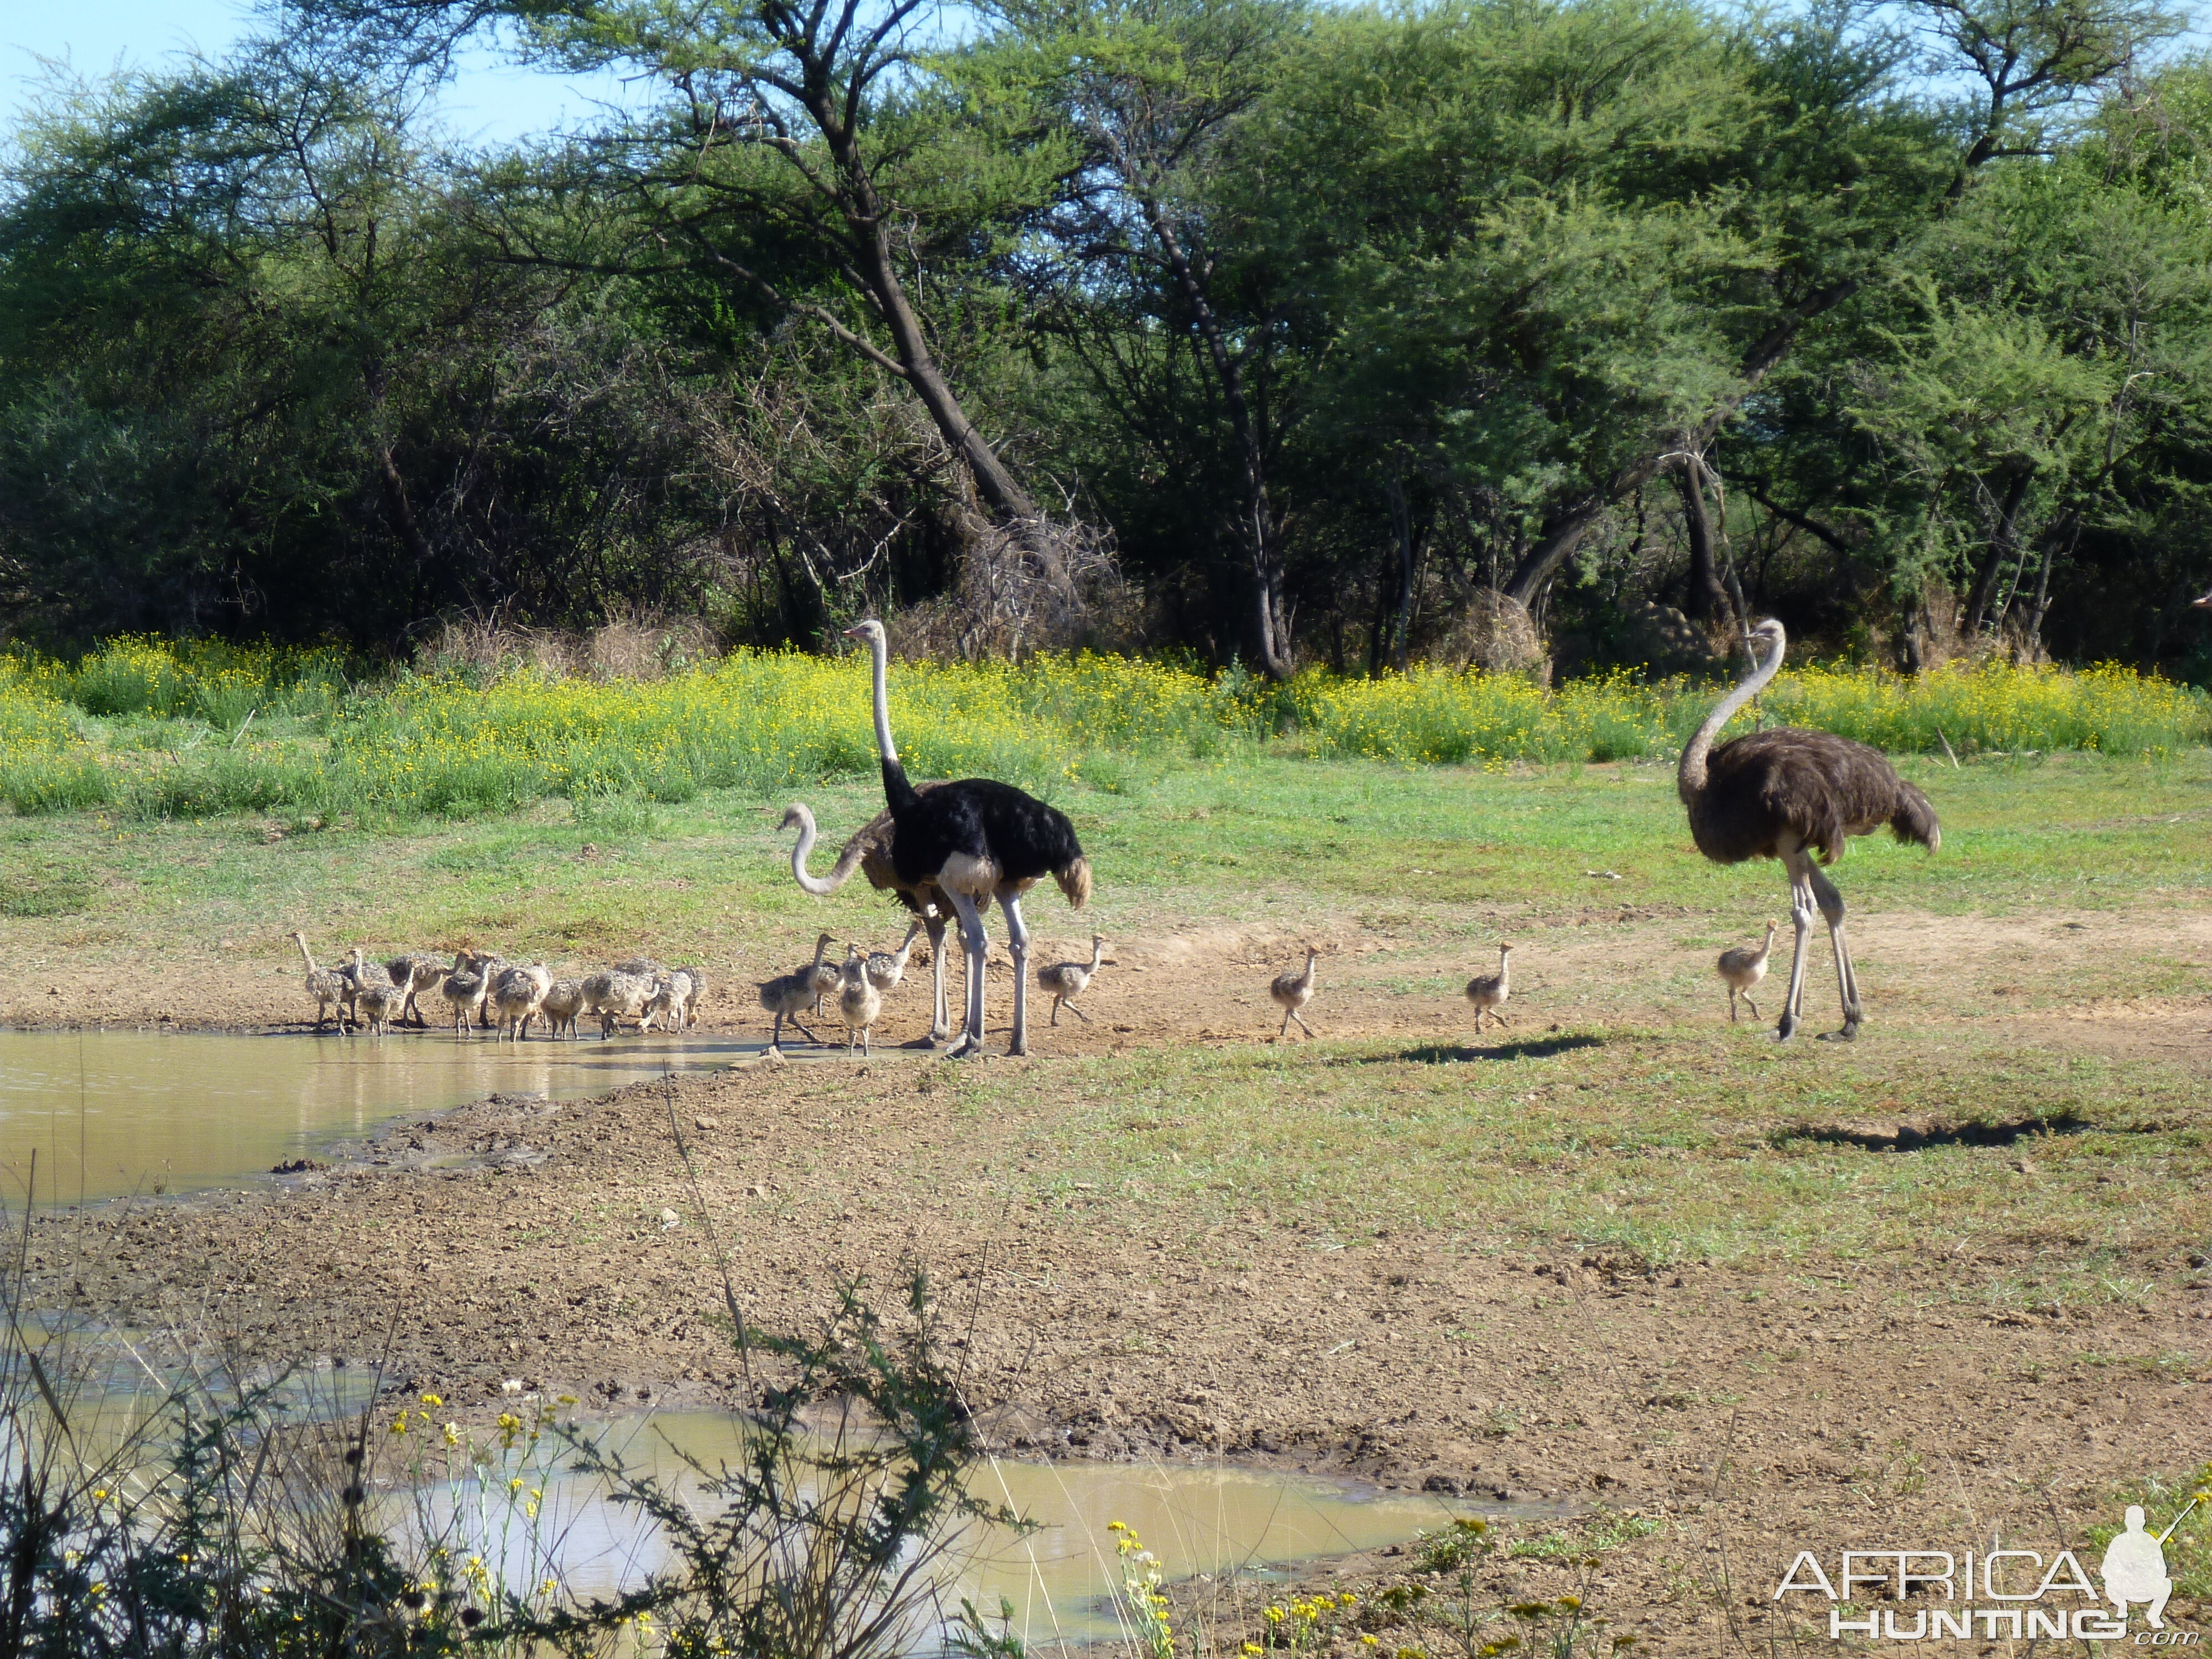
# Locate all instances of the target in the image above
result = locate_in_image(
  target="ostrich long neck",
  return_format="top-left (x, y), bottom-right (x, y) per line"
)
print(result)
top-left (787, 805), bottom-right (863, 896)
top-left (294, 936), bottom-right (315, 972)
top-left (863, 630), bottom-right (920, 813)
top-left (1678, 629), bottom-right (1785, 804)
top-left (1088, 940), bottom-right (1104, 974)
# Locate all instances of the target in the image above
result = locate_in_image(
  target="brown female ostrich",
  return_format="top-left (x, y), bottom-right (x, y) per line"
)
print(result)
top-left (782, 801), bottom-right (953, 1044)
top-left (1679, 618), bottom-right (1939, 1042)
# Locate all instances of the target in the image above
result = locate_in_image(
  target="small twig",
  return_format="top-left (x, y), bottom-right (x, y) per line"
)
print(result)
top-left (1934, 727), bottom-right (1961, 769)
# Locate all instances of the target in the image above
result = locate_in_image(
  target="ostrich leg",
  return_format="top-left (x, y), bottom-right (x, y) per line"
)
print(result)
top-left (1001, 890), bottom-right (1032, 1058)
top-left (1776, 847), bottom-right (1820, 1043)
top-left (1808, 864), bottom-right (1863, 1041)
top-left (943, 889), bottom-right (990, 1058)
top-left (924, 913), bottom-right (951, 1044)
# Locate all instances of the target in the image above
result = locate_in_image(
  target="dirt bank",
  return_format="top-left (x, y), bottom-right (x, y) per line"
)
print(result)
top-left (26, 1040), bottom-right (2211, 1653)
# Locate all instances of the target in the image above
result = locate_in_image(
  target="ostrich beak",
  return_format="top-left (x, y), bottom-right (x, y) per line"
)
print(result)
top-left (842, 623), bottom-right (870, 638)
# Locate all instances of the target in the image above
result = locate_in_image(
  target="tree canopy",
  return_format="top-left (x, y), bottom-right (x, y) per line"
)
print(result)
top-left (2, 0), bottom-right (2206, 681)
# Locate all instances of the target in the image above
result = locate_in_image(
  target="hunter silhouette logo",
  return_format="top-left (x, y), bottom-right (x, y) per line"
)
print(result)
top-left (1773, 1492), bottom-right (2205, 1643)
top-left (2104, 1503), bottom-right (2193, 1631)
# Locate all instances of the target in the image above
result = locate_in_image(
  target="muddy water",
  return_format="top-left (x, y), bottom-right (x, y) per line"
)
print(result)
top-left (0, 1030), bottom-right (762, 1206)
top-left (491, 1413), bottom-right (1557, 1646)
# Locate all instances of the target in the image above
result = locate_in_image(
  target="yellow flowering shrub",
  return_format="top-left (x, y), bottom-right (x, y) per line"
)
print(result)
top-left (1, 635), bottom-right (2205, 819)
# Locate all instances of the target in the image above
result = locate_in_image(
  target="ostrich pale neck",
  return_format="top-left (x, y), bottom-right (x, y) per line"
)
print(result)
top-left (1678, 633), bottom-right (1785, 804)
top-left (866, 635), bottom-right (898, 765)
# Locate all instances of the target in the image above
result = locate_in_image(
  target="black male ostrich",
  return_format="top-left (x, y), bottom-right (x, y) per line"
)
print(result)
top-left (1679, 618), bottom-right (1939, 1042)
top-left (843, 619), bottom-right (1091, 1057)
top-left (780, 798), bottom-right (955, 1045)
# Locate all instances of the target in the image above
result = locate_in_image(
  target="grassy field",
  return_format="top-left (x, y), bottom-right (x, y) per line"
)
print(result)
top-left (6, 746), bottom-right (2208, 1307)
top-left (7, 745), bottom-right (2208, 945)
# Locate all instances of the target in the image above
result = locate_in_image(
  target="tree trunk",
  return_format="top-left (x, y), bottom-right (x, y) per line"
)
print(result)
top-left (1675, 463), bottom-right (1730, 623)
top-left (849, 227), bottom-right (1039, 526)
top-left (1384, 477), bottom-right (1422, 671)
top-left (1120, 166), bottom-right (1294, 677)
top-left (1499, 295), bottom-right (1851, 611)
top-left (1963, 468), bottom-right (2033, 637)
top-left (805, 98), bottom-right (1042, 531)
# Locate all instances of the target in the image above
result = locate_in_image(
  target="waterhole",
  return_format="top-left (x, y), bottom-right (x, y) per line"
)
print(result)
top-left (0, 1029), bottom-right (778, 1205)
top-left (478, 1412), bottom-right (1559, 1645)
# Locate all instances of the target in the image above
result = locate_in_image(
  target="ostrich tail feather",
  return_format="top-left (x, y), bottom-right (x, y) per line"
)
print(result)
top-left (1057, 856), bottom-right (1093, 910)
top-left (1890, 780), bottom-right (1941, 854)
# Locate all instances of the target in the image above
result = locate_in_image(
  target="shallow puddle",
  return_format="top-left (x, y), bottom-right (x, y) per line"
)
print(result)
top-left (486, 1412), bottom-right (1557, 1646)
top-left (0, 1029), bottom-right (780, 1205)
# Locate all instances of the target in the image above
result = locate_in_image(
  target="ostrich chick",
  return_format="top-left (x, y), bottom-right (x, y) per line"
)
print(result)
top-left (757, 933), bottom-right (834, 1056)
top-left (1037, 936), bottom-right (1106, 1026)
top-left (586, 969), bottom-right (654, 1040)
top-left (290, 931), bottom-right (353, 1034)
top-left (1464, 943), bottom-right (1514, 1034)
top-left (440, 950), bottom-right (493, 1036)
top-left (1270, 945), bottom-right (1321, 1040)
top-left (864, 920), bottom-right (923, 993)
top-left (540, 978), bottom-right (586, 1040)
top-left (491, 963), bottom-right (554, 1041)
top-left (837, 946), bottom-right (884, 1058)
top-left (347, 951), bottom-right (405, 1036)
top-left (384, 952), bottom-right (448, 1027)
top-left (1717, 921), bottom-right (1778, 1024)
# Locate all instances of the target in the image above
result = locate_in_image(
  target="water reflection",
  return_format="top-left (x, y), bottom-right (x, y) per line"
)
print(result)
top-left (0, 1029), bottom-right (772, 1204)
top-left (497, 1413), bottom-right (1545, 1647)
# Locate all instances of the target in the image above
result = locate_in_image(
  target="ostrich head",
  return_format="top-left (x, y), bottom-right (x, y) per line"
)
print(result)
top-left (843, 619), bottom-right (888, 648)
top-left (1747, 617), bottom-right (1786, 661)
top-left (779, 804), bottom-right (810, 833)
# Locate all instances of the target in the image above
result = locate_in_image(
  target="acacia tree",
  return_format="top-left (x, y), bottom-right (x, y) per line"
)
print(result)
top-left (341, 0), bottom-right (1074, 538)
top-left (1488, 0), bottom-right (2185, 627)
top-left (989, 0), bottom-right (1307, 674)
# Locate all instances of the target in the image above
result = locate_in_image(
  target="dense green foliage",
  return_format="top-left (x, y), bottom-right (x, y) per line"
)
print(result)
top-left (2, 0), bottom-right (2209, 679)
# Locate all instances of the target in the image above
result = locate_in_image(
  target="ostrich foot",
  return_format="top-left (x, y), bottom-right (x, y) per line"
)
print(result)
top-left (943, 1033), bottom-right (984, 1060)
top-left (1006, 1036), bottom-right (1027, 1058)
top-left (1818, 1021), bottom-right (1860, 1043)
top-left (1774, 1011), bottom-right (1800, 1043)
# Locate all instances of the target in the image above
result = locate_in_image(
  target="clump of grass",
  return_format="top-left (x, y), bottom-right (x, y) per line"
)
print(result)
top-left (1508, 1512), bottom-right (1663, 1560)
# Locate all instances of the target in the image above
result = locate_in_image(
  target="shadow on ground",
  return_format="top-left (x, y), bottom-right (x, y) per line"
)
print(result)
top-left (1354, 1035), bottom-right (1606, 1065)
top-left (1769, 1110), bottom-right (2094, 1152)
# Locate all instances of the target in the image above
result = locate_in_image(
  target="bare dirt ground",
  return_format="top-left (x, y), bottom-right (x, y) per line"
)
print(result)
top-left (7, 900), bottom-right (2210, 1058)
top-left (14, 905), bottom-right (2212, 1653)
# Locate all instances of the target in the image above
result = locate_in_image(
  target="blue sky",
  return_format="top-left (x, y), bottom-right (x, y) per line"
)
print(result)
top-left (2, 0), bottom-right (639, 147)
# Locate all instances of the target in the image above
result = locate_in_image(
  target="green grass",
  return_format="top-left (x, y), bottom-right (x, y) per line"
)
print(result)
top-left (3, 750), bottom-right (2208, 969)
